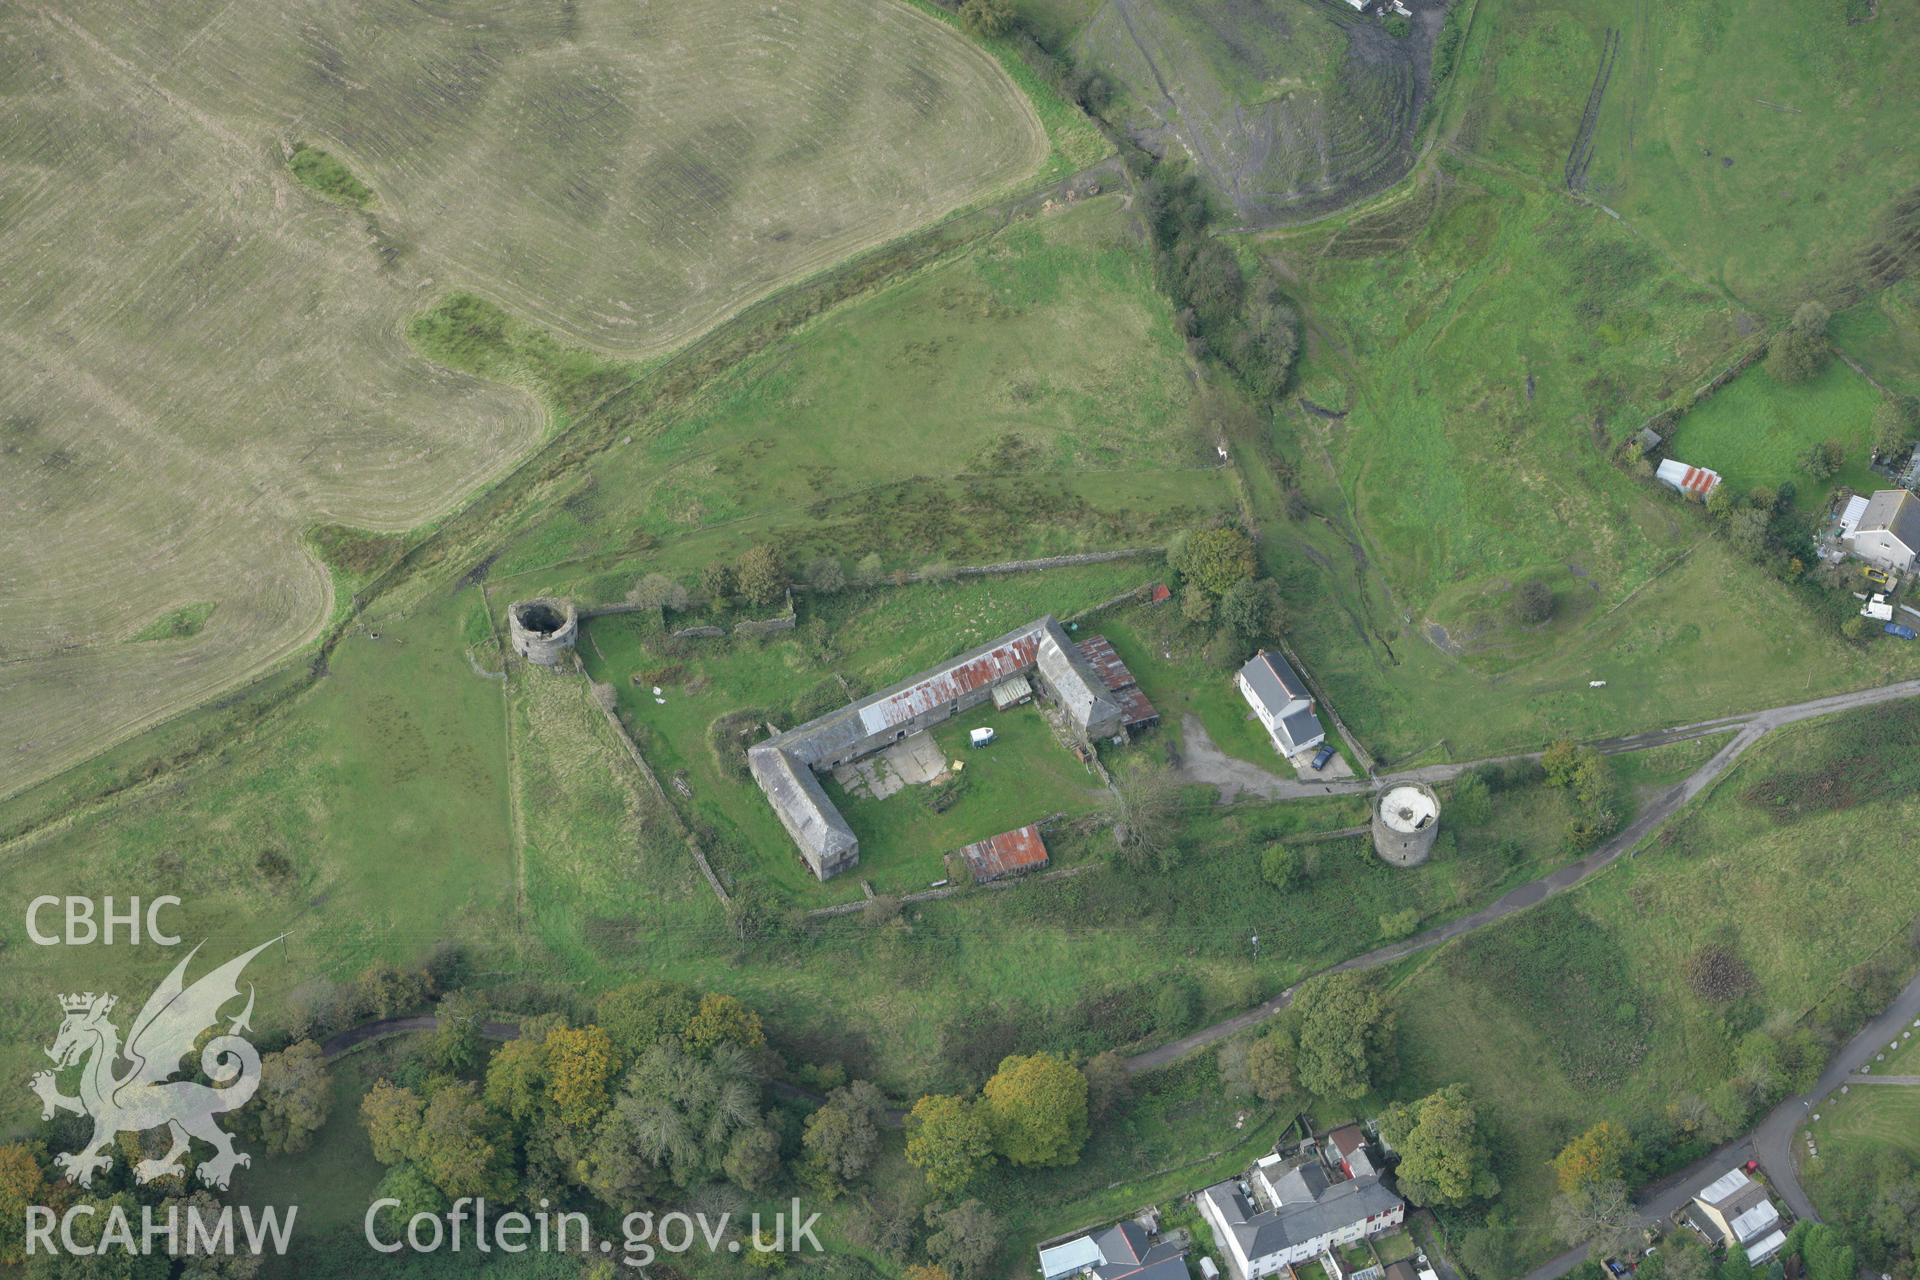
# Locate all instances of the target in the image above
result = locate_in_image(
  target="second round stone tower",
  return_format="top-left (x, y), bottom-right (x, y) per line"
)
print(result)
top-left (1372, 781), bottom-right (1441, 867)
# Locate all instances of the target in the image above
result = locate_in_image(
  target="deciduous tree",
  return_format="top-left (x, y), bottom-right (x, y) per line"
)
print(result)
top-left (1175, 527), bottom-right (1257, 598)
top-left (596, 979), bottom-right (699, 1059)
top-left (925, 1200), bottom-right (1002, 1280)
top-left (1245, 1028), bottom-right (1296, 1103)
top-left (1553, 1121), bottom-right (1630, 1193)
top-left (544, 1024), bottom-right (619, 1132)
top-left (802, 1081), bottom-right (887, 1189)
top-left (684, 993), bottom-right (767, 1056)
top-left (360, 1080), bottom-right (424, 1166)
top-left (1377, 1084), bottom-right (1499, 1208)
top-left (1293, 973), bottom-right (1395, 1100)
top-left (983, 1053), bottom-right (1089, 1167)
top-left (254, 1040), bottom-right (331, 1155)
top-left (905, 1094), bottom-right (994, 1193)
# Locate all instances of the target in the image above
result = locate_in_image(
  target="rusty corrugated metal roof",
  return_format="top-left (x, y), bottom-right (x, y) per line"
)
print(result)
top-left (1113, 685), bottom-right (1158, 729)
top-left (959, 824), bottom-right (1050, 882)
top-left (1075, 634), bottom-right (1138, 691)
top-left (858, 633), bottom-right (1040, 737)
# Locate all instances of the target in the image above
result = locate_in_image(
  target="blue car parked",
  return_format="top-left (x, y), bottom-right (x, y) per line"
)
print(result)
top-left (1886, 622), bottom-right (1917, 640)
top-left (1310, 742), bottom-right (1337, 770)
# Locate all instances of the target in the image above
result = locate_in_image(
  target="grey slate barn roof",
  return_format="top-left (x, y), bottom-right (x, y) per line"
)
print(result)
top-left (1200, 1172), bottom-right (1402, 1262)
top-left (747, 746), bottom-right (857, 877)
top-left (750, 616), bottom-right (1123, 878)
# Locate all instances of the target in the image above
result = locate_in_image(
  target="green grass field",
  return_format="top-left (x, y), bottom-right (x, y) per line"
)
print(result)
top-left (576, 564), bottom-right (1155, 900)
top-left (1447, 0), bottom-right (1920, 309)
top-left (1385, 699), bottom-right (1920, 1270)
top-left (0, 588), bottom-right (516, 1128)
top-left (824, 703), bottom-right (1107, 891)
top-left (1247, 163), bottom-right (1917, 765)
top-left (1834, 277), bottom-right (1920, 399)
top-left (1800, 1084), bottom-right (1920, 1217)
top-left (0, 0), bottom-right (1055, 803)
top-left (475, 194), bottom-right (1232, 602)
top-left (1665, 358), bottom-right (1884, 513)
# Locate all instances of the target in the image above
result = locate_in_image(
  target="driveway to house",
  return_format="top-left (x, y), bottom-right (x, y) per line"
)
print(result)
top-left (1174, 678), bottom-right (1920, 803)
top-left (1134, 677), bottom-right (1920, 1075)
top-left (1520, 965), bottom-right (1920, 1279)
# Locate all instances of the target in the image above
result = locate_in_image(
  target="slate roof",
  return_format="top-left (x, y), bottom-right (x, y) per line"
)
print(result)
top-left (1278, 704), bottom-right (1324, 748)
top-left (1201, 1174), bottom-right (1402, 1262)
top-left (1039, 1221), bottom-right (1187, 1280)
top-left (747, 745), bottom-right (857, 872)
top-left (1696, 1168), bottom-right (1765, 1214)
top-left (1856, 489), bottom-right (1920, 551)
top-left (752, 616), bottom-right (1122, 876)
top-left (1238, 651), bottom-right (1310, 714)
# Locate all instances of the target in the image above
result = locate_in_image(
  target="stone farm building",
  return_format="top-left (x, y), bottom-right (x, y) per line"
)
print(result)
top-left (749, 616), bottom-right (1124, 879)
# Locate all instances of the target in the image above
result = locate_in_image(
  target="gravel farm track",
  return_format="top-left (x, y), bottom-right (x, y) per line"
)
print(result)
top-left (0, 0), bottom-right (1045, 801)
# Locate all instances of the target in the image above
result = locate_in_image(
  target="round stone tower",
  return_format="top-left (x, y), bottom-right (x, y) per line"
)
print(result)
top-left (1372, 781), bottom-right (1441, 867)
top-left (508, 598), bottom-right (578, 667)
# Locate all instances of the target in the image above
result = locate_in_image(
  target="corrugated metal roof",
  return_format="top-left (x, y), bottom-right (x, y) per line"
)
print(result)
top-left (1039, 1238), bottom-right (1103, 1280)
top-left (1839, 493), bottom-right (1871, 538)
top-left (1075, 635), bottom-right (1138, 691)
top-left (1656, 458), bottom-right (1721, 497)
top-left (858, 633), bottom-right (1040, 736)
top-left (1114, 685), bottom-right (1159, 729)
top-left (1729, 1199), bottom-right (1779, 1243)
top-left (959, 824), bottom-right (1050, 882)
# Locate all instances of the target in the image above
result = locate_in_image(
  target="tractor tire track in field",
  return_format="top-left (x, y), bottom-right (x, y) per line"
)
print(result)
top-left (1564, 26), bottom-right (1620, 191)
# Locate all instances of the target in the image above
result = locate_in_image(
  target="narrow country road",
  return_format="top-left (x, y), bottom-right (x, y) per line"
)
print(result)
top-left (314, 676), bottom-right (1920, 1273)
top-left (1134, 677), bottom-right (1920, 1073)
top-left (1521, 967), bottom-right (1920, 1279)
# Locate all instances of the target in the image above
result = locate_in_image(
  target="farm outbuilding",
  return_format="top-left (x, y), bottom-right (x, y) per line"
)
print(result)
top-left (1655, 458), bottom-right (1722, 500)
top-left (749, 615), bottom-right (1123, 879)
top-left (1076, 634), bottom-right (1160, 732)
top-left (958, 824), bottom-right (1049, 883)
top-left (992, 673), bottom-right (1034, 710)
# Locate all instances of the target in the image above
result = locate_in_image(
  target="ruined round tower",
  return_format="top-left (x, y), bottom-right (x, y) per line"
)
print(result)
top-left (508, 598), bottom-right (578, 667)
top-left (1372, 781), bottom-right (1440, 867)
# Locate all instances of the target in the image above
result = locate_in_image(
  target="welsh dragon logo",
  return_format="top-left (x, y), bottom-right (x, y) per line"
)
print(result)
top-left (29, 938), bottom-right (280, 1191)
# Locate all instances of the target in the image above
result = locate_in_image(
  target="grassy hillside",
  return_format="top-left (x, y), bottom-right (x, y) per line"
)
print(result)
top-left (1247, 165), bottom-right (1914, 763)
top-left (0, 0), bottom-right (1048, 801)
top-left (1450, 0), bottom-right (1920, 308)
top-left (472, 193), bottom-right (1235, 600)
top-left (1062, 0), bottom-right (1438, 224)
top-left (0, 589), bottom-right (516, 1127)
top-left (1388, 700), bottom-right (1920, 1270)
